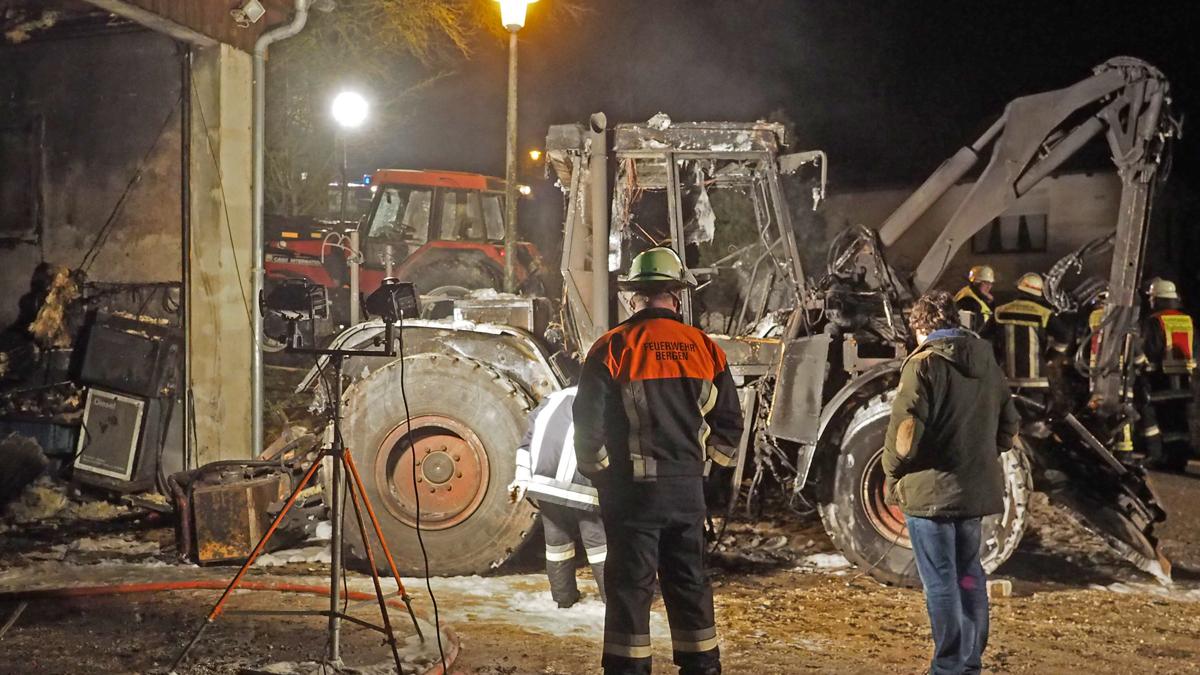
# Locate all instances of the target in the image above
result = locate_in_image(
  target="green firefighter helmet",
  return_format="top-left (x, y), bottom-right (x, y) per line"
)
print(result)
top-left (618, 247), bottom-right (697, 291)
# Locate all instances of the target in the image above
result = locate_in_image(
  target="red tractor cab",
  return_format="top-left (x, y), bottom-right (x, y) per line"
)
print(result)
top-left (264, 170), bottom-right (544, 344)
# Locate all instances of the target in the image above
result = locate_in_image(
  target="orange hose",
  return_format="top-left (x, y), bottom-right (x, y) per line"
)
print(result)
top-left (0, 580), bottom-right (459, 675)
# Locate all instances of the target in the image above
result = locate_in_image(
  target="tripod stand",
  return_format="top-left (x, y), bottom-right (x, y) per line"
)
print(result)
top-left (172, 328), bottom-right (424, 673)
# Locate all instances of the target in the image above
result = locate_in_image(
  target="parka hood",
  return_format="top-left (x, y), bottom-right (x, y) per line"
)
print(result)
top-left (918, 329), bottom-right (994, 379)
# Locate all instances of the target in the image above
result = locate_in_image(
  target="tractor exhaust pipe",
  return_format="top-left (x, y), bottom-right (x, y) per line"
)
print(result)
top-left (588, 112), bottom-right (610, 332)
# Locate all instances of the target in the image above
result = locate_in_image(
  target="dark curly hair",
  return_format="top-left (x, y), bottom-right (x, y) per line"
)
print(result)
top-left (909, 290), bottom-right (959, 335)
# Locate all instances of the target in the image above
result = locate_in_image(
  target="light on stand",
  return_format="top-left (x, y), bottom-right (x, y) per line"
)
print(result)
top-left (330, 90), bottom-right (369, 324)
top-left (331, 91), bottom-right (368, 129)
top-left (364, 278), bottom-right (419, 324)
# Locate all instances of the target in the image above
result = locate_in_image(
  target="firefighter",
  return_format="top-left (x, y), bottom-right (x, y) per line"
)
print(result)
top-left (1139, 278), bottom-right (1196, 472)
top-left (509, 385), bottom-right (607, 608)
top-left (955, 265), bottom-right (997, 334)
top-left (1085, 292), bottom-right (1135, 458)
top-left (574, 247), bottom-right (744, 675)
top-left (993, 272), bottom-right (1070, 392)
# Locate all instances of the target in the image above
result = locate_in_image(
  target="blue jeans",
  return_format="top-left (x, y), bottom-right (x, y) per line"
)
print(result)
top-left (906, 516), bottom-right (989, 675)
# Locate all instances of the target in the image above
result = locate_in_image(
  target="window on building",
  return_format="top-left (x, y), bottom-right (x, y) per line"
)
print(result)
top-left (971, 213), bottom-right (1048, 255)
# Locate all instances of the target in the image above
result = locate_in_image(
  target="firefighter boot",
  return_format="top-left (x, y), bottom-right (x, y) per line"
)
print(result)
top-left (547, 559), bottom-right (581, 608)
top-left (591, 562), bottom-right (607, 603)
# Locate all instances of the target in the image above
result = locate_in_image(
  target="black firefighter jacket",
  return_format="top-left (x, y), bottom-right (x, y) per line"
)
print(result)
top-left (883, 329), bottom-right (1019, 518)
top-left (573, 308), bottom-right (744, 483)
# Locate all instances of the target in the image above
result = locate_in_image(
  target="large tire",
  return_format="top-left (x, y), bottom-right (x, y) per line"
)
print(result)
top-left (341, 353), bottom-right (539, 576)
top-left (817, 393), bottom-right (1031, 587)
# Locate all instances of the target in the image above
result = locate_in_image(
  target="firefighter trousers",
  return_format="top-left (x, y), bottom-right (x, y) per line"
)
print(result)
top-left (541, 502), bottom-right (607, 607)
top-left (1142, 391), bottom-right (1194, 470)
top-left (598, 477), bottom-right (720, 675)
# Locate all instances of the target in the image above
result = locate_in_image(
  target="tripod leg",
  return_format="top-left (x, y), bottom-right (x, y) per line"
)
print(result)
top-left (343, 449), bottom-right (425, 640)
top-left (342, 454), bottom-right (404, 674)
top-left (170, 453), bottom-right (323, 671)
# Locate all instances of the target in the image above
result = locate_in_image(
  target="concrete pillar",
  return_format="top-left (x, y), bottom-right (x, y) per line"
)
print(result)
top-left (188, 44), bottom-right (254, 463)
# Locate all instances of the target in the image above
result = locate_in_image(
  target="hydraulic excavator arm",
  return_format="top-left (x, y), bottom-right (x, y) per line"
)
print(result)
top-left (876, 58), bottom-right (1181, 582)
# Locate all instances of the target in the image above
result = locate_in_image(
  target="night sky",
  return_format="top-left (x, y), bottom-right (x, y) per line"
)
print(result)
top-left (367, 0), bottom-right (1200, 185)
top-left (347, 1), bottom-right (1200, 285)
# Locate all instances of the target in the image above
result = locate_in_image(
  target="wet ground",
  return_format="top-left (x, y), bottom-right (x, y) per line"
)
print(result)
top-left (1, 463), bottom-right (1199, 674)
top-left (4, 362), bottom-right (1200, 675)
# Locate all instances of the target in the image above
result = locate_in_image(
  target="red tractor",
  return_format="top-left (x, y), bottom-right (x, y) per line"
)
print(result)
top-left (263, 169), bottom-right (544, 349)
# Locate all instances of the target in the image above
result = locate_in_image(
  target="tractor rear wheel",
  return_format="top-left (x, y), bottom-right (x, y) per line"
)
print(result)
top-left (817, 393), bottom-right (1031, 587)
top-left (340, 353), bottom-right (538, 576)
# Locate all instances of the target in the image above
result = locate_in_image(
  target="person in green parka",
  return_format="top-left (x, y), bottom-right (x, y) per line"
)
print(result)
top-left (884, 289), bottom-right (1020, 675)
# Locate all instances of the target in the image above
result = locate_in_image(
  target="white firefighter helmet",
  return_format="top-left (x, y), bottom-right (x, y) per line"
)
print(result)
top-left (1147, 277), bottom-right (1179, 300)
top-left (1017, 272), bottom-right (1045, 298)
top-left (968, 265), bottom-right (996, 285)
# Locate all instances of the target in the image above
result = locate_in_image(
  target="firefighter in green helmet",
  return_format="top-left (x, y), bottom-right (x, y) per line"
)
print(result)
top-left (573, 246), bottom-right (743, 675)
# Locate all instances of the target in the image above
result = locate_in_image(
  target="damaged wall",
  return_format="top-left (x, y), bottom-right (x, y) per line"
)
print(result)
top-left (820, 172), bottom-right (1122, 291)
top-left (0, 29), bottom-right (182, 329)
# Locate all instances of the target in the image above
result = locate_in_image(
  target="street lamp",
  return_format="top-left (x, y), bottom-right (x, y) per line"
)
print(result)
top-left (331, 90), bottom-right (368, 323)
top-left (496, 0), bottom-right (537, 293)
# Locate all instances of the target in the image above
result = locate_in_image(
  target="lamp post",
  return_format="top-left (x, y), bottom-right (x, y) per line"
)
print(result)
top-left (497, 0), bottom-right (537, 293)
top-left (331, 90), bottom-right (368, 324)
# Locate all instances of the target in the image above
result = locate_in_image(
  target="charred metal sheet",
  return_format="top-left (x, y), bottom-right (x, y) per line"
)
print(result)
top-left (452, 297), bottom-right (552, 336)
top-left (299, 320), bottom-right (563, 404)
top-left (193, 474), bottom-right (290, 564)
top-left (613, 121), bottom-right (787, 155)
top-left (767, 335), bottom-right (831, 444)
top-left (1026, 408), bottom-right (1170, 582)
top-left (545, 123), bottom-right (587, 188)
top-left (711, 336), bottom-right (782, 378)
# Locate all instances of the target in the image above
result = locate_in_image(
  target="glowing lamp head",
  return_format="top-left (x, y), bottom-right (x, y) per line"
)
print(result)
top-left (331, 91), bottom-right (368, 129)
top-left (496, 0), bottom-right (537, 30)
top-left (528, 149), bottom-right (542, 161)
top-left (517, 184), bottom-right (532, 196)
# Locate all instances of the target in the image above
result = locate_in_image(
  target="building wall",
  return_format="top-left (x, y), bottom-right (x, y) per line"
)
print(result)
top-left (821, 172), bottom-right (1123, 293)
top-left (187, 43), bottom-right (254, 462)
top-left (0, 30), bottom-right (182, 328)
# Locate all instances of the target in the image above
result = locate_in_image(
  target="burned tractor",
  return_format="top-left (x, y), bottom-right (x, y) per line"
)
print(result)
top-left (310, 57), bottom-right (1176, 584)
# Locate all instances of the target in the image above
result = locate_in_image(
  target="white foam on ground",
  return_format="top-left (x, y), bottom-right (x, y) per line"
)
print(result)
top-left (253, 544), bottom-right (332, 567)
top-left (1088, 581), bottom-right (1200, 603)
top-left (793, 553), bottom-right (852, 572)
top-left (373, 574), bottom-right (669, 639)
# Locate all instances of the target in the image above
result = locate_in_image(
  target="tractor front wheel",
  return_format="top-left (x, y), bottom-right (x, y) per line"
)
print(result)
top-left (818, 393), bottom-right (1031, 587)
top-left (340, 353), bottom-right (539, 576)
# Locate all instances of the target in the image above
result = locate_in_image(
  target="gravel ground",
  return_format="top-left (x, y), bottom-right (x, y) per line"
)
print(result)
top-left (2, 420), bottom-right (1198, 674)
